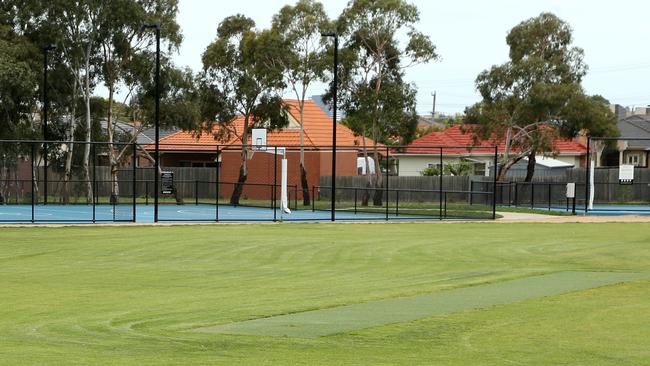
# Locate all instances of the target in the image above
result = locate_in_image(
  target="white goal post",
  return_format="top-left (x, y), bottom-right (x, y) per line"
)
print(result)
top-left (252, 128), bottom-right (291, 215)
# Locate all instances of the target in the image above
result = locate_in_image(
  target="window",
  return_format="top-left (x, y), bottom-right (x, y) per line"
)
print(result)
top-left (627, 154), bottom-right (640, 166)
top-left (473, 162), bottom-right (486, 176)
top-left (178, 161), bottom-right (217, 168)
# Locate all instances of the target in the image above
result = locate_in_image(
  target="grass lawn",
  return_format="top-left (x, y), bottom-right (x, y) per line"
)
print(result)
top-left (1, 223), bottom-right (649, 365)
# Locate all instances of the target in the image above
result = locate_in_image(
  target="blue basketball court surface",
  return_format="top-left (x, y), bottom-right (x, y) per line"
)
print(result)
top-left (526, 204), bottom-right (650, 216)
top-left (0, 204), bottom-right (422, 223)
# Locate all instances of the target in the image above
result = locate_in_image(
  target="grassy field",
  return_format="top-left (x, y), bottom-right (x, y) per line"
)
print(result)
top-left (1, 223), bottom-right (649, 365)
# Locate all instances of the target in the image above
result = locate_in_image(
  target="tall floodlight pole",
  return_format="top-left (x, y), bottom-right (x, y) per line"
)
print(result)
top-left (143, 23), bottom-right (160, 222)
top-left (322, 32), bottom-right (338, 222)
top-left (42, 44), bottom-right (56, 205)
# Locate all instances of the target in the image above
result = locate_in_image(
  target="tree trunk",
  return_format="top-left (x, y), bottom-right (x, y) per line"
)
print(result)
top-left (230, 124), bottom-right (249, 205)
top-left (62, 124), bottom-right (76, 204)
top-left (298, 105), bottom-right (310, 206)
top-left (83, 90), bottom-right (92, 204)
top-left (300, 163), bottom-right (310, 206)
top-left (497, 155), bottom-right (525, 182)
top-left (230, 161), bottom-right (247, 205)
top-left (524, 152), bottom-right (536, 182)
top-left (82, 44), bottom-right (93, 204)
top-left (31, 156), bottom-right (39, 201)
top-left (107, 85), bottom-right (119, 204)
top-left (372, 145), bottom-right (383, 206)
top-left (360, 129), bottom-right (372, 207)
top-left (62, 78), bottom-right (78, 204)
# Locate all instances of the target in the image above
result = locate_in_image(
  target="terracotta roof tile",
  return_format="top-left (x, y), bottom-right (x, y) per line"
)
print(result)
top-left (146, 100), bottom-right (367, 151)
top-left (404, 125), bottom-right (586, 155)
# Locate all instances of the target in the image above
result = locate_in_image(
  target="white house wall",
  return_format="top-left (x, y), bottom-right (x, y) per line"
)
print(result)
top-left (397, 154), bottom-right (582, 177)
top-left (552, 155), bottom-right (581, 167)
top-left (397, 155), bottom-right (493, 176)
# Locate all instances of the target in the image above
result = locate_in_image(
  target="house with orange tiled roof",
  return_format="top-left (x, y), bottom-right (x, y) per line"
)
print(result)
top-left (143, 100), bottom-right (372, 200)
top-left (395, 125), bottom-right (587, 177)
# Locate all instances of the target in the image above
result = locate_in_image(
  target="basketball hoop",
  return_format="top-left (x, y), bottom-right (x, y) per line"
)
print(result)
top-left (252, 128), bottom-right (267, 151)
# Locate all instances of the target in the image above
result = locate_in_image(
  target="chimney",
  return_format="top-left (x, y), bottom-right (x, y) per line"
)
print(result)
top-left (614, 104), bottom-right (626, 121)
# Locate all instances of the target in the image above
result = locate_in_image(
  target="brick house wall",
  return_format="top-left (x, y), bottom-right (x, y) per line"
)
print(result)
top-left (154, 149), bottom-right (358, 201)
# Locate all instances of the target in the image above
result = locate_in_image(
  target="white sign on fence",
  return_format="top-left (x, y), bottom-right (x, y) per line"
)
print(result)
top-left (619, 164), bottom-right (634, 184)
top-left (566, 183), bottom-right (576, 199)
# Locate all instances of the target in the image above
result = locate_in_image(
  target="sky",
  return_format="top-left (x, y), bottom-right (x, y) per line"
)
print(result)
top-left (127, 0), bottom-right (650, 115)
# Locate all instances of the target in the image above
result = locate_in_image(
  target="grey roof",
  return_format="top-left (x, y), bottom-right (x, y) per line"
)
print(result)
top-left (617, 115), bottom-right (650, 150)
top-left (99, 119), bottom-right (179, 145)
top-left (311, 95), bottom-right (346, 121)
top-left (137, 127), bottom-right (179, 145)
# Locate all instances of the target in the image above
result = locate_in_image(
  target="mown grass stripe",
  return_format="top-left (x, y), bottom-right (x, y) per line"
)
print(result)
top-left (202, 271), bottom-right (647, 338)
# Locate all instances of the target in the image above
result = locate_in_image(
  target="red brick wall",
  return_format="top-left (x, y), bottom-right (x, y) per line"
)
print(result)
top-left (319, 150), bottom-right (359, 177)
top-left (157, 150), bottom-right (357, 201)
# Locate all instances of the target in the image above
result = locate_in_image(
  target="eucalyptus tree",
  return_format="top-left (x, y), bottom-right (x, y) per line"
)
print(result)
top-left (467, 13), bottom-right (616, 181)
top-left (334, 0), bottom-right (438, 205)
top-left (270, 0), bottom-right (331, 206)
top-left (98, 0), bottom-right (182, 203)
top-left (0, 25), bottom-right (40, 203)
top-left (201, 15), bottom-right (288, 205)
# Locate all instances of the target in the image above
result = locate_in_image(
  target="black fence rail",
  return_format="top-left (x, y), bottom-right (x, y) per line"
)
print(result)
top-left (0, 140), bottom-right (499, 223)
top-left (312, 185), bottom-right (496, 220)
top-left (471, 179), bottom-right (650, 213)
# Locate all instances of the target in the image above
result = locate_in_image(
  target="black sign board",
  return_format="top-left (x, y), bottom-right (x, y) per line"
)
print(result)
top-left (161, 171), bottom-right (174, 194)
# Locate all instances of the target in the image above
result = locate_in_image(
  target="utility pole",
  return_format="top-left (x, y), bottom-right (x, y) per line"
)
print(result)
top-left (431, 91), bottom-right (437, 123)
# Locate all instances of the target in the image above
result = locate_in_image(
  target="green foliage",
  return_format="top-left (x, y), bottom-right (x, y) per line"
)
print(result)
top-left (201, 15), bottom-right (288, 141)
top-left (420, 161), bottom-right (473, 176)
top-left (467, 13), bottom-right (617, 181)
top-left (444, 160), bottom-right (473, 176)
top-left (420, 165), bottom-right (440, 176)
top-left (333, 0), bottom-right (437, 148)
top-left (133, 59), bottom-right (201, 131)
top-left (201, 14), bottom-right (289, 204)
top-left (0, 25), bottom-right (39, 142)
top-left (271, 0), bottom-right (331, 100)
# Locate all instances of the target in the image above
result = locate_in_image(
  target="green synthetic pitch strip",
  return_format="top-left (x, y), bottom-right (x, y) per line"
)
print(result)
top-left (202, 271), bottom-right (647, 338)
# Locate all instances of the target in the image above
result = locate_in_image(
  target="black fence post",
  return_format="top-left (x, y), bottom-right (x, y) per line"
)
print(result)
top-left (531, 183), bottom-right (535, 209)
top-left (195, 180), bottom-right (199, 206)
top-left (312, 186), bottom-right (315, 212)
top-left (444, 192), bottom-right (448, 218)
top-left (492, 147), bottom-right (498, 220)
top-left (585, 136), bottom-right (590, 213)
top-left (354, 187), bottom-right (358, 214)
top-left (43, 141), bottom-right (48, 206)
top-left (273, 146), bottom-right (277, 222)
top-left (92, 143), bottom-right (96, 223)
top-left (31, 143), bottom-right (35, 223)
top-left (439, 147), bottom-right (443, 220)
top-left (548, 183), bottom-right (552, 211)
top-left (572, 196), bottom-right (576, 215)
top-left (385, 146), bottom-right (389, 221)
top-left (514, 182), bottom-right (518, 207)
top-left (216, 147), bottom-right (220, 222)
top-left (132, 143), bottom-right (137, 222)
top-left (469, 180), bottom-right (473, 205)
top-left (145, 181), bottom-right (149, 205)
top-left (396, 190), bottom-right (399, 216)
